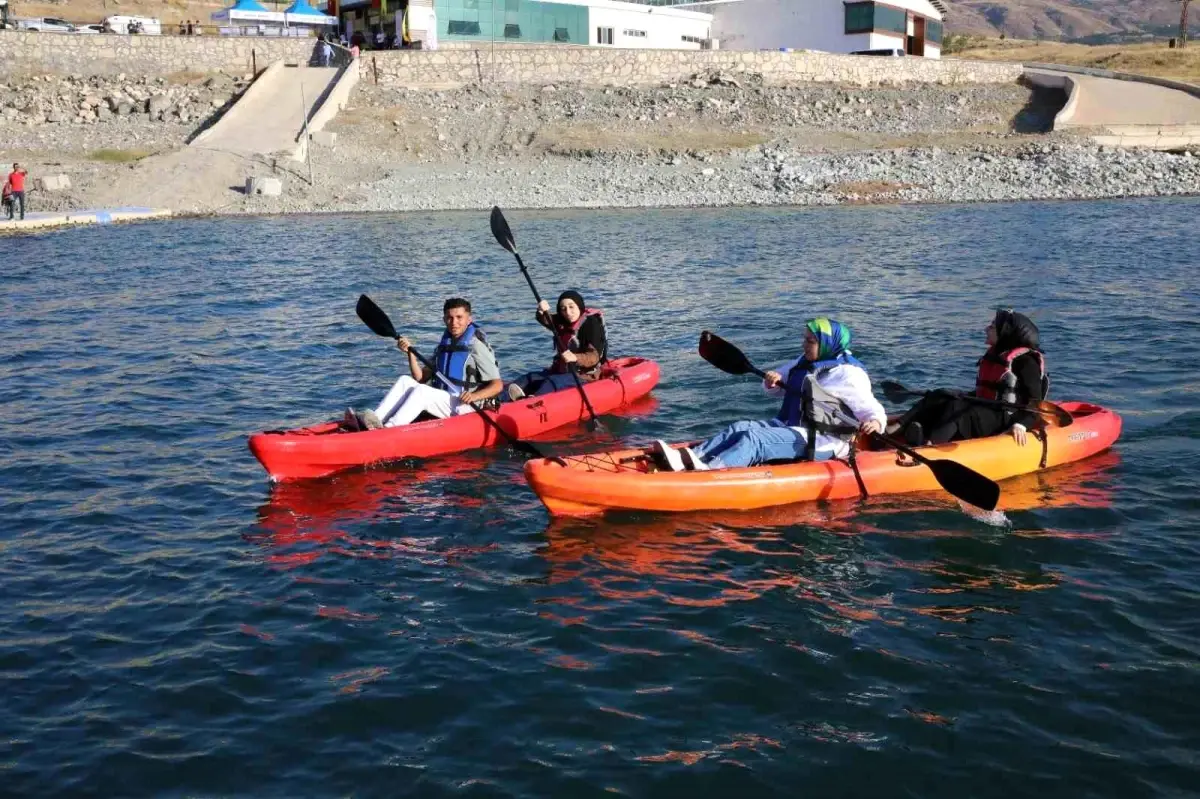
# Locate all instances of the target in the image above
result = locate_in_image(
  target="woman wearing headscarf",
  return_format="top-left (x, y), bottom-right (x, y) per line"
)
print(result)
top-left (655, 318), bottom-right (887, 471)
top-left (895, 309), bottom-right (1047, 446)
top-left (506, 290), bottom-right (608, 400)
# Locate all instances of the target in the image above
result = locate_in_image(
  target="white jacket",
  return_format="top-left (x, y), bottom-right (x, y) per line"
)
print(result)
top-left (764, 358), bottom-right (887, 460)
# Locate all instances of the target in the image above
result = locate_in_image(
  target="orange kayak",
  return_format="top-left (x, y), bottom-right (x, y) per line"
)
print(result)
top-left (524, 401), bottom-right (1122, 516)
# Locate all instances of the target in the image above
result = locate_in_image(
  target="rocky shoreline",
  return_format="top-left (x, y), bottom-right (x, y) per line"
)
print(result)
top-left (1, 72), bottom-right (1198, 218)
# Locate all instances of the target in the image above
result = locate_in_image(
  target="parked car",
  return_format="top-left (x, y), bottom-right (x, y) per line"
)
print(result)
top-left (850, 48), bottom-right (906, 57)
top-left (19, 17), bottom-right (77, 32)
top-left (74, 23), bottom-right (107, 34)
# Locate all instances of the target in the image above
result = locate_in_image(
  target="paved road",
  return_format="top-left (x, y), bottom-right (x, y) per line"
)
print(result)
top-left (1062, 73), bottom-right (1200, 128)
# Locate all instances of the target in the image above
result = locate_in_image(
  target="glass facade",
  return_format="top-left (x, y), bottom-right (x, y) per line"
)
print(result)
top-left (926, 19), bottom-right (943, 44)
top-left (845, 2), bottom-right (927, 37)
top-left (435, 0), bottom-right (587, 43)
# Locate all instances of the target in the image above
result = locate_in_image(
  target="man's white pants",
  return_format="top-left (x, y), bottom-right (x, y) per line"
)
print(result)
top-left (374, 376), bottom-right (473, 427)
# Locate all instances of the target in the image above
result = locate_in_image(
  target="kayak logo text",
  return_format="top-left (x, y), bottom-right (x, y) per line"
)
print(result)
top-left (1067, 431), bottom-right (1099, 442)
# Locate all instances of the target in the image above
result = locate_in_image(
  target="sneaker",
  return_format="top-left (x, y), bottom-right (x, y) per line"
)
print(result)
top-left (359, 410), bottom-right (383, 430)
top-left (904, 422), bottom-right (925, 447)
top-left (507, 383), bottom-right (526, 402)
top-left (652, 439), bottom-right (686, 472)
top-left (679, 446), bottom-right (710, 471)
top-left (343, 407), bottom-right (361, 432)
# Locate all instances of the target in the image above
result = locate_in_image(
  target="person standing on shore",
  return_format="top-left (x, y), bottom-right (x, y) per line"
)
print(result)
top-left (6, 163), bottom-right (27, 220)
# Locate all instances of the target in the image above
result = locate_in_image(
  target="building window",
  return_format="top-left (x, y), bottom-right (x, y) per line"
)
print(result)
top-left (505, 0), bottom-right (519, 9)
top-left (505, 23), bottom-right (521, 38)
top-left (681, 34), bottom-right (704, 44)
top-left (926, 19), bottom-right (943, 43)
top-left (553, 26), bottom-right (570, 42)
top-left (844, 1), bottom-right (873, 34)
top-left (875, 4), bottom-right (907, 34)
top-left (448, 19), bottom-right (482, 35)
top-left (845, 2), bottom-right (911, 36)
top-left (623, 29), bottom-right (646, 37)
top-left (596, 26), bottom-right (613, 44)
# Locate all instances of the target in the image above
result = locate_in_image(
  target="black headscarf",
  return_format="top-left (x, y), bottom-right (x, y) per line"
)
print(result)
top-left (555, 290), bottom-right (587, 327)
top-left (992, 309), bottom-right (1040, 352)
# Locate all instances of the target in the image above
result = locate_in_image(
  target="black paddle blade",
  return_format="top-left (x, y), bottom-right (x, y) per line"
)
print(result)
top-left (355, 294), bottom-right (398, 340)
top-left (489, 206), bottom-right (516, 254)
top-left (880, 380), bottom-right (922, 404)
top-left (926, 458), bottom-right (1001, 511)
top-left (698, 331), bottom-right (758, 377)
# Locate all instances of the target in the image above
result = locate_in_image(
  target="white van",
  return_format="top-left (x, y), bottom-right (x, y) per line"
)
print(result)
top-left (103, 15), bottom-right (162, 35)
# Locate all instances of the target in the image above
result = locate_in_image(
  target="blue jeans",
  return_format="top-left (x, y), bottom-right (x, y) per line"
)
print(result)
top-left (692, 419), bottom-right (811, 469)
top-left (509, 369), bottom-right (579, 397)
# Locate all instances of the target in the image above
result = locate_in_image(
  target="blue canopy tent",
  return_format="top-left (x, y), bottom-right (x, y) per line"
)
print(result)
top-left (211, 0), bottom-right (281, 25)
top-left (212, 0), bottom-right (335, 35)
top-left (283, 0), bottom-right (337, 26)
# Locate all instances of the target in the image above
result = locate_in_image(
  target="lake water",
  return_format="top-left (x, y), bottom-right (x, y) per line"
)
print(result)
top-left (2, 200), bottom-right (1198, 797)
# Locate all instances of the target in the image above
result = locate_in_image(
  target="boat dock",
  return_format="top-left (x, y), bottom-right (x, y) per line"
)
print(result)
top-left (0, 207), bottom-right (172, 234)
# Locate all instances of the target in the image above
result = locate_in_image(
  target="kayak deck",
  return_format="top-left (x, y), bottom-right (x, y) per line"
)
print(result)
top-left (524, 401), bottom-right (1122, 516)
top-left (250, 356), bottom-right (660, 481)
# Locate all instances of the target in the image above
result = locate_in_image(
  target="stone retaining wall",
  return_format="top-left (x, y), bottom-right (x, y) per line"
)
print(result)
top-left (0, 31), bottom-right (316, 76)
top-left (0, 31), bottom-right (1022, 87)
top-left (363, 47), bottom-right (1024, 88)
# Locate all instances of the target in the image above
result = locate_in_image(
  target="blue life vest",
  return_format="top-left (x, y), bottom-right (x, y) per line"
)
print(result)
top-left (433, 323), bottom-right (488, 392)
top-left (776, 352), bottom-right (864, 427)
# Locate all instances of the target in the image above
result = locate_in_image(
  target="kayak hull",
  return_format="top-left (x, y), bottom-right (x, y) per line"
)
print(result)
top-left (524, 401), bottom-right (1121, 516)
top-left (249, 357), bottom-right (660, 481)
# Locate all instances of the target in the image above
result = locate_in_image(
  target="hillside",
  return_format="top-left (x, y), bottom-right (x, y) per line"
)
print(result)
top-left (951, 37), bottom-right (1200, 82)
top-left (945, 0), bottom-right (1187, 42)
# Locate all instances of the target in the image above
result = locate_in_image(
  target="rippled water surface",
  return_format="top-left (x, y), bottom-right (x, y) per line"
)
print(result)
top-left (3, 200), bottom-right (1198, 797)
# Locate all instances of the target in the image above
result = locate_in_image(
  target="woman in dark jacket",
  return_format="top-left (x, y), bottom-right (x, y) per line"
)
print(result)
top-left (896, 309), bottom-right (1047, 446)
top-left (506, 290), bottom-right (608, 400)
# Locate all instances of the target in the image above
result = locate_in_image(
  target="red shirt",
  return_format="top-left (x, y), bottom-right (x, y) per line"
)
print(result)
top-left (7, 171), bottom-right (24, 192)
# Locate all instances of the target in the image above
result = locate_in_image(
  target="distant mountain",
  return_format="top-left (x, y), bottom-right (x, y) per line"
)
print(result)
top-left (944, 0), bottom-right (1187, 42)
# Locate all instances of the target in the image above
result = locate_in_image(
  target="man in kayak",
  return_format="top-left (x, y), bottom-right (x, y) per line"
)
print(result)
top-left (892, 309), bottom-right (1046, 446)
top-left (506, 290), bottom-right (607, 400)
top-left (654, 318), bottom-right (886, 471)
top-left (346, 297), bottom-right (504, 430)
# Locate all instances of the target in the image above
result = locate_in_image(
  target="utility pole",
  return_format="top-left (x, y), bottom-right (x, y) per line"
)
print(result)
top-left (1182, 0), bottom-right (1192, 48)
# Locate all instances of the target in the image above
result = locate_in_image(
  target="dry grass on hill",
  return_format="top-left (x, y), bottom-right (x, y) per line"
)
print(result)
top-left (11, 0), bottom-right (228, 26)
top-left (950, 38), bottom-right (1200, 84)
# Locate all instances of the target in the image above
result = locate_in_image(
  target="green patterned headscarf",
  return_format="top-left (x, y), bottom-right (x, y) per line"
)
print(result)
top-left (806, 318), bottom-right (852, 361)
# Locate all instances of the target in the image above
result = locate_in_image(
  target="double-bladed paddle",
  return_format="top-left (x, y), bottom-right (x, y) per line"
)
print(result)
top-left (355, 294), bottom-right (546, 460)
top-left (697, 331), bottom-right (1002, 512)
top-left (879, 380), bottom-right (1073, 427)
top-left (489, 206), bottom-right (605, 434)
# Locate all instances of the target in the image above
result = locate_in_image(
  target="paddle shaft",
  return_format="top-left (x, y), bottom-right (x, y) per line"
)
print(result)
top-left (740, 361), bottom-right (988, 492)
top-left (404, 343), bottom-right (544, 458)
top-left (883, 382), bottom-right (1070, 427)
top-left (503, 224), bottom-right (603, 430)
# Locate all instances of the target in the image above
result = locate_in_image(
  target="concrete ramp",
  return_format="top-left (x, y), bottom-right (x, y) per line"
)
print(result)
top-left (1025, 65), bottom-right (1200, 150)
top-left (191, 59), bottom-right (358, 161)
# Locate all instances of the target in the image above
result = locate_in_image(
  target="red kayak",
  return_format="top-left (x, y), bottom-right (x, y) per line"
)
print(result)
top-left (248, 357), bottom-right (660, 481)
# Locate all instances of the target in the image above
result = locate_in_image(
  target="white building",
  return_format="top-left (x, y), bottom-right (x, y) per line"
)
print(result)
top-left (684, 0), bottom-right (945, 57)
top-left (584, 0), bottom-right (713, 50)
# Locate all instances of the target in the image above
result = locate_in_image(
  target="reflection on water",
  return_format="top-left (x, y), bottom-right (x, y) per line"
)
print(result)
top-left (5, 201), bottom-right (1197, 798)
